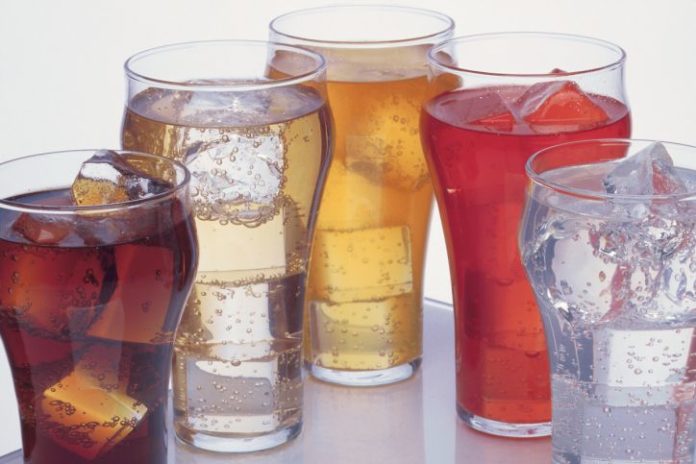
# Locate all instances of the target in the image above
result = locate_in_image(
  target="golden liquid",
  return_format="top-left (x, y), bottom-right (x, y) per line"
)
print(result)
top-left (306, 57), bottom-right (436, 371)
top-left (122, 86), bottom-right (330, 438)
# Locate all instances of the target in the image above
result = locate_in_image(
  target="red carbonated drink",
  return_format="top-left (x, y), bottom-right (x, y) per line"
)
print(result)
top-left (421, 81), bottom-right (631, 430)
top-left (0, 151), bottom-right (197, 463)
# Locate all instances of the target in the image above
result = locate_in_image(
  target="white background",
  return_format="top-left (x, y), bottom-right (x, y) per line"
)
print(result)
top-left (0, 0), bottom-right (694, 456)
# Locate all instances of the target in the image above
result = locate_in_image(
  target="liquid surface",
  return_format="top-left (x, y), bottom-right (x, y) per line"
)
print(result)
top-left (421, 84), bottom-right (631, 424)
top-left (0, 189), bottom-right (196, 464)
top-left (123, 85), bottom-right (330, 440)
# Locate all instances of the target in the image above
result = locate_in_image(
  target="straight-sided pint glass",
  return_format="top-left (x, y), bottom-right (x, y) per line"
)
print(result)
top-left (271, 5), bottom-right (454, 387)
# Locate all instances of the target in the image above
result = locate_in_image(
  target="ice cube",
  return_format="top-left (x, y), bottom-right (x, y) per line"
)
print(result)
top-left (343, 91), bottom-right (430, 191)
top-left (308, 294), bottom-right (418, 368)
top-left (71, 150), bottom-right (173, 206)
top-left (516, 81), bottom-right (609, 134)
top-left (310, 226), bottom-right (413, 303)
top-left (314, 163), bottom-right (384, 230)
top-left (40, 345), bottom-right (147, 459)
top-left (446, 90), bottom-right (517, 132)
top-left (194, 202), bottom-right (305, 277)
top-left (177, 272), bottom-right (303, 346)
top-left (11, 213), bottom-right (72, 245)
top-left (86, 245), bottom-right (174, 343)
top-left (603, 142), bottom-right (686, 196)
top-left (0, 245), bottom-right (106, 339)
top-left (185, 126), bottom-right (284, 225)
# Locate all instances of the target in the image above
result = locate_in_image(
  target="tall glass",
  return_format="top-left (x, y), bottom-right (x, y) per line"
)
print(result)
top-left (521, 139), bottom-right (696, 463)
top-left (0, 150), bottom-right (197, 464)
top-left (122, 41), bottom-right (331, 452)
top-left (270, 5), bottom-right (454, 387)
top-left (420, 33), bottom-right (631, 436)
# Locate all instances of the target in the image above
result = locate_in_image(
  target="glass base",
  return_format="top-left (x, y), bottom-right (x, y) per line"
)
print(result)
top-left (308, 358), bottom-right (421, 387)
top-left (174, 421), bottom-right (302, 453)
top-left (457, 406), bottom-right (551, 438)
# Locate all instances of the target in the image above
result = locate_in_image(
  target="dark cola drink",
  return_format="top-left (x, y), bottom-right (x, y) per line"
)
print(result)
top-left (0, 151), bottom-right (197, 463)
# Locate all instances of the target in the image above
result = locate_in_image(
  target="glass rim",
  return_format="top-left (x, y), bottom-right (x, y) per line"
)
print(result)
top-left (0, 149), bottom-right (191, 215)
top-left (429, 32), bottom-right (626, 78)
top-left (526, 138), bottom-right (696, 202)
top-left (124, 39), bottom-right (327, 92)
top-left (269, 4), bottom-right (455, 49)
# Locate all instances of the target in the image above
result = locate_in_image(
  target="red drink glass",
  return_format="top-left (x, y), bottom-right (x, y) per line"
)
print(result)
top-left (420, 33), bottom-right (630, 437)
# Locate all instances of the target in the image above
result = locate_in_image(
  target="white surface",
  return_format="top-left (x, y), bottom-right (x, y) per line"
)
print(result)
top-left (0, 301), bottom-right (552, 463)
top-left (0, 0), bottom-right (694, 455)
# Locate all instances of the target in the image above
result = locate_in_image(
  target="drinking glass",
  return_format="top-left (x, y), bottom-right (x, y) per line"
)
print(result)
top-left (0, 150), bottom-right (197, 463)
top-left (521, 139), bottom-right (696, 463)
top-left (122, 40), bottom-right (331, 452)
top-left (270, 5), bottom-right (454, 387)
top-left (420, 33), bottom-right (630, 436)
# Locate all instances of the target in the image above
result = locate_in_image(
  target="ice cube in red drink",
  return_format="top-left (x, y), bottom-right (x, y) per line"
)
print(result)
top-left (438, 90), bottom-right (517, 132)
top-left (517, 80), bottom-right (609, 134)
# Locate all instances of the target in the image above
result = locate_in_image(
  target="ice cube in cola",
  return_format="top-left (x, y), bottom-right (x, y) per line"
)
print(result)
top-left (0, 150), bottom-right (196, 463)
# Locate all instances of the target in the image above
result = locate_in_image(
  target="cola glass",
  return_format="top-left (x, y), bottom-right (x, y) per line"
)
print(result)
top-left (0, 150), bottom-right (197, 464)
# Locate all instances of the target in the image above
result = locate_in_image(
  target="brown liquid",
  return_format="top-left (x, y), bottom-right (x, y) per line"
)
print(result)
top-left (0, 189), bottom-right (197, 463)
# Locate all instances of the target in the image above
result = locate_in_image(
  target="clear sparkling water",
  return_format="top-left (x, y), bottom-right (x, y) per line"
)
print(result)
top-left (521, 147), bottom-right (696, 463)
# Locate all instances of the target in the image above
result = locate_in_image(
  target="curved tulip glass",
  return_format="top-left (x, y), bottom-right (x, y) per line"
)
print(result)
top-left (271, 5), bottom-right (455, 387)
top-left (122, 40), bottom-right (332, 452)
top-left (0, 150), bottom-right (197, 464)
top-left (521, 139), bottom-right (696, 462)
top-left (421, 33), bottom-right (631, 436)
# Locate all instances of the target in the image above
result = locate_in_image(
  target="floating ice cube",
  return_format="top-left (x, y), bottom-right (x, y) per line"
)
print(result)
top-left (11, 213), bottom-right (73, 245)
top-left (314, 163), bottom-right (384, 230)
top-left (86, 245), bottom-right (174, 343)
top-left (516, 80), bottom-right (609, 134)
top-left (185, 126), bottom-right (284, 225)
top-left (71, 150), bottom-right (173, 206)
top-left (343, 91), bottom-right (429, 191)
top-left (448, 90), bottom-right (517, 132)
top-left (40, 345), bottom-right (147, 459)
top-left (603, 142), bottom-right (686, 196)
top-left (311, 226), bottom-right (413, 303)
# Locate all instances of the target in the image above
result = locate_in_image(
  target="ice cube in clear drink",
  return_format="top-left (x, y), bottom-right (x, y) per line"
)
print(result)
top-left (516, 80), bottom-right (608, 134)
top-left (11, 213), bottom-right (73, 245)
top-left (40, 345), bottom-right (147, 459)
top-left (71, 150), bottom-right (173, 206)
top-left (185, 126), bottom-right (284, 225)
top-left (603, 142), bottom-right (686, 196)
